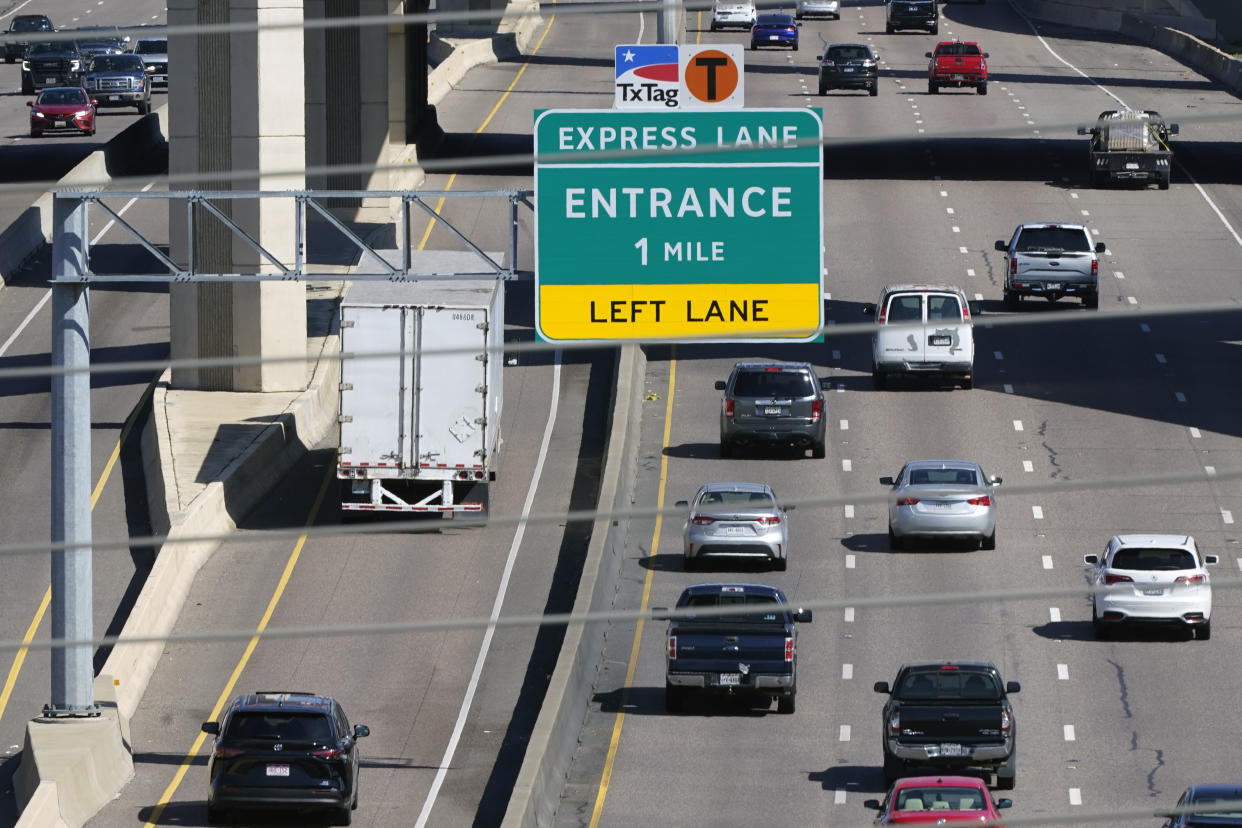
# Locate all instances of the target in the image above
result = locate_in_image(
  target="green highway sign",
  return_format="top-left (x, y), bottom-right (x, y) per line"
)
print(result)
top-left (534, 108), bottom-right (823, 342)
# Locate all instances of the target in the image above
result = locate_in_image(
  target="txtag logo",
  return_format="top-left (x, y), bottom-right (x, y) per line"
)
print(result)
top-left (614, 44), bottom-right (745, 110)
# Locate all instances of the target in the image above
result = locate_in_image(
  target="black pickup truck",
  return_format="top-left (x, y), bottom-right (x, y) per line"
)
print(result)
top-left (874, 661), bottom-right (1019, 789)
top-left (654, 583), bottom-right (811, 714)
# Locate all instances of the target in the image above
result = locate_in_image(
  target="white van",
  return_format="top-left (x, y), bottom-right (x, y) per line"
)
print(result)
top-left (863, 284), bottom-right (976, 390)
top-left (711, 0), bottom-right (757, 30)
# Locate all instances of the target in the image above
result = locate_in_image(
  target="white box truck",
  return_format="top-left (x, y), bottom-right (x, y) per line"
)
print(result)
top-left (337, 278), bottom-right (504, 516)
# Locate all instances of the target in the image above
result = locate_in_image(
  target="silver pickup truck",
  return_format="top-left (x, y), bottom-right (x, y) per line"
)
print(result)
top-left (996, 222), bottom-right (1106, 310)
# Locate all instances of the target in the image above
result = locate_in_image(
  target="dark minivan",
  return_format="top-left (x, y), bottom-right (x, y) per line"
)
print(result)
top-left (716, 360), bottom-right (829, 458)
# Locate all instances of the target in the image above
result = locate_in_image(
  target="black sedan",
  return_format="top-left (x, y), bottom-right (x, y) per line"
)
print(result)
top-left (750, 13), bottom-right (799, 51)
top-left (819, 43), bottom-right (879, 96)
top-left (1163, 785), bottom-right (1242, 827)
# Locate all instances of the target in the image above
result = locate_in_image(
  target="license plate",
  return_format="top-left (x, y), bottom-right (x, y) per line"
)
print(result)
top-left (842, 67), bottom-right (855, 72)
top-left (929, 335), bottom-right (951, 346)
top-left (54, 121), bottom-right (65, 128)
top-left (1125, 162), bottom-right (1140, 170)
top-left (719, 673), bottom-right (741, 686)
top-left (763, 407), bottom-right (787, 416)
top-left (1044, 283), bottom-right (1062, 290)
top-left (940, 743), bottom-right (963, 757)
top-left (44, 77), bottom-right (56, 84)
top-left (1142, 588), bottom-right (1164, 596)
top-left (108, 95), bottom-right (119, 101)
top-left (935, 502), bottom-right (954, 509)
top-left (951, 74), bottom-right (966, 80)
top-left (266, 764), bottom-right (290, 777)
top-left (769, 35), bottom-right (780, 40)
top-left (725, 526), bottom-right (746, 536)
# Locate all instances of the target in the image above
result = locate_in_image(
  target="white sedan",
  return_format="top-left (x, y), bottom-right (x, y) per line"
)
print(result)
top-left (1085, 534), bottom-right (1218, 640)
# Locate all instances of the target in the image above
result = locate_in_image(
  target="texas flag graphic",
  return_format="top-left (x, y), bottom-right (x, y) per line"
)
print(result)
top-left (614, 45), bottom-right (680, 109)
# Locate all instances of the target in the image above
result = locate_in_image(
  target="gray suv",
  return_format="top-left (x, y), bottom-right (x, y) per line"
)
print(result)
top-left (716, 361), bottom-right (828, 458)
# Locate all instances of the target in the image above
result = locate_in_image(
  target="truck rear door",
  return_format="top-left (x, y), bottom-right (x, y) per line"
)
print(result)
top-left (415, 306), bottom-right (489, 472)
top-left (876, 292), bottom-right (926, 365)
top-left (339, 303), bottom-right (414, 470)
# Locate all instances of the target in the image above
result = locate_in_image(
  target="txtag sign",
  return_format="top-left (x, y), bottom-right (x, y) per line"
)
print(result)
top-left (614, 44), bottom-right (744, 110)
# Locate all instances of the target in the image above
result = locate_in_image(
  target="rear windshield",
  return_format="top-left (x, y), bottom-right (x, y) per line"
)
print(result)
top-left (906, 467), bottom-right (978, 486)
top-left (936, 43), bottom-right (981, 56)
top-left (827, 46), bottom-right (871, 61)
top-left (895, 786), bottom-right (988, 812)
top-left (1111, 548), bottom-right (1196, 571)
top-left (11, 18), bottom-right (52, 33)
top-left (757, 14), bottom-right (793, 24)
top-left (731, 370), bottom-right (816, 398)
top-left (697, 490), bottom-right (776, 509)
top-left (1014, 227), bottom-right (1091, 253)
top-left (884, 295), bottom-right (924, 323)
top-left (225, 712), bottom-right (334, 743)
top-left (896, 669), bottom-right (1001, 700)
top-left (682, 593), bottom-right (785, 624)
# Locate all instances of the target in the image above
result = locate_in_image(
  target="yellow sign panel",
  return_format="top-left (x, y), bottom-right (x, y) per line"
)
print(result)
top-left (539, 283), bottom-right (822, 341)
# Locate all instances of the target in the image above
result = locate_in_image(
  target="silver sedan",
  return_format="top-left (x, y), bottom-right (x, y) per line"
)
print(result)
top-left (883, 460), bottom-right (1001, 550)
top-left (676, 482), bottom-right (792, 571)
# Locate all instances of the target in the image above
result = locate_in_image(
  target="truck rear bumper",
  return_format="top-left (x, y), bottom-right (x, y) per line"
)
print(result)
top-left (887, 738), bottom-right (1011, 765)
top-left (667, 672), bottom-right (794, 691)
top-left (875, 360), bottom-right (972, 375)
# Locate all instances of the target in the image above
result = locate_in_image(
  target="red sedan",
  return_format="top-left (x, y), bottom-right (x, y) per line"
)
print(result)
top-left (28, 86), bottom-right (96, 137)
top-left (864, 776), bottom-right (1012, 825)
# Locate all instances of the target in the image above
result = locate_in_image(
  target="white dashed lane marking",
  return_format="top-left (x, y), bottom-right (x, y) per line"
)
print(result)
top-left (840, 419), bottom-right (849, 431)
top-left (1175, 392), bottom-right (1186, 403)
top-left (1033, 506), bottom-right (1044, 519)
top-left (1049, 607), bottom-right (1061, 622)
top-left (1190, 426), bottom-right (1201, 438)
top-left (1004, 384), bottom-right (1014, 394)
top-left (844, 607), bottom-right (855, 623)
top-left (1064, 725), bottom-right (1076, 741)
top-left (1013, 420), bottom-right (1024, 431)
top-left (1115, 271), bottom-right (1125, 280)
top-left (1069, 789), bottom-right (1082, 806)
top-left (843, 663), bottom-right (854, 679)
top-left (845, 554), bottom-right (856, 569)
top-left (844, 505), bottom-right (855, 519)
top-left (1057, 664), bottom-right (1069, 680)
top-left (839, 725), bottom-right (851, 742)
top-left (1155, 353), bottom-right (1167, 364)
top-left (1224, 510), bottom-right (1235, 525)
top-left (842, 459), bottom-right (852, 471)
top-left (1022, 460), bottom-right (1033, 472)
top-left (834, 789), bottom-right (847, 805)
top-left (1042, 555), bottom-right (1053, 570)
top-left (993, 351), bottom-right (1004, 361)
top-left (1206, 466), bottom-right (1216, 477)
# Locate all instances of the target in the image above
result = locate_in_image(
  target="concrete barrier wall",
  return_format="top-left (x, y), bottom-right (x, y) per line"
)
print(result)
top-left (502, 344), bottom-right (647, 828)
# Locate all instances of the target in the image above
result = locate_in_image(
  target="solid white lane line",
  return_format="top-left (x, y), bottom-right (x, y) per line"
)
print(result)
top-left (0, 0), bottom-right (34, 18)
top-left (843, 663), bottom-right (854, 679)
top-left (1049, 607), bottom-right (1061, 623)
top-left (1064, 724), bottom-right (1076, 741)
top-left (1057, 664), bottom-right (1069, 680)
top-left (415, 354), bottom-right (562, 827)
top-left (1042, 555), bottom-right (1053, 570)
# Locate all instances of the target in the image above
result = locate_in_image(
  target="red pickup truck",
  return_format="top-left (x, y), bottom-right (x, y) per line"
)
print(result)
top-left (926, 40), bottom-right (988, 95)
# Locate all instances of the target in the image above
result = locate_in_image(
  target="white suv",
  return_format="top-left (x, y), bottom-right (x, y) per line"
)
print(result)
top-left (863, 284), bottom-right (976, 390)
top-left (1085, 534), bottom-right (1218, 640)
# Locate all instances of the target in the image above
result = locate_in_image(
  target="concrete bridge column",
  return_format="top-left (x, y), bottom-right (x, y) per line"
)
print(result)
top-left (168, 0), bottom-right (307, 392)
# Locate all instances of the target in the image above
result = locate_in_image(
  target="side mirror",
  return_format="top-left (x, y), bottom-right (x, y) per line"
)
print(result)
top-left (862, 303), bottom-right (876, 316)
top-left (1084, 554), bottom-right (1100, 565)
top-left (354, 724), bottom-right (370, 738)
top-left (873, 680), bottom-right (891, 694)
top-left (1094, 242), bottom-right (1107, 253)
top-left (995, 799), bottom-right (1013, 809)
top-left (1076, 126), bottom-right (1091, 135)
top-left (924, 51), bottom-right (933, 58)
top-left (674, 500), bottom-right (689, 509)
top-left (994, 240), bottom-right (1007, 252)
top-left (26, 101), bottom-right (32, 107)
top-left (863, 799), bottom-right (882, 810)
top-left (651, 607), bottom-right (669, 620)
top-left (969, 301), bottom-right (981, 317)
top-left (714, 380), bottom-right (727, 391)
top-left (819, 377), bottom-right (832, 390)
top-left (879, 476), bottom-right (895, 486)
top-left (1169, 123), bottom-right (1179, 135)
top-left (989, 476), bottom-right (1003, 486)
top-left (983, 52), bottom-right (989, 58)
top-left (793, 608), bottom-right (813, 623)
top-left (1205, 554), bottom-right (1220, 565)
top-left (783, 504), bottom-right (797, 512)
top-left (201, 721), bottom-right (220, 735)
top-left (1005, 681), bottom-right (1021, 694)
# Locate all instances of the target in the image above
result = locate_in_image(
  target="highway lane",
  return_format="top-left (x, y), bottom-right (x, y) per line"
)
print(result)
top-left (554, 3), bottom-right (1242, 827)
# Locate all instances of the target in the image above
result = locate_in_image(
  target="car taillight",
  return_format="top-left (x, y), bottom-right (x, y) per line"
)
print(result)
top-left (1010, 257), bottom-right (1017, 276)
top-left (756, 516), bottom-right (781, 526)
top-left (214, 746), bottom-right (244, 759)
top-left (1175, 574), bottom-right (1206, 585)
top-left (1091, 258), bottom-right (1099, 276)
top-left (668, 635), bottom-right (677, 660)
top-left (1000, 710), bottom-right (1011, 736)
top-left (692, 516), bottom-right (715, 525)
top-left (312, 748), bottom-right (345, 760)
top-left (1104, 573), bottom-right (1134, 585)
top-left (724, 398), bottom-right (735, 418)
top-left (967, 495), bottom-right (991, 506)
top-left (811, 399), bottom-right (822, 423)
top-left (888, 711), bottom-right (900, 736)
top-left (784, 636), bottom-right (794, 662)
top-left (896, 497), bottom-right (920, 506)
top-left (878, 306), bottom-right (888, 324)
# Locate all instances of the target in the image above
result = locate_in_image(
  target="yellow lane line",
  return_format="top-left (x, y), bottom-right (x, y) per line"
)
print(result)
top-left (0, 373), bottom-right (160, 723)
top-left (416, 3), bottom-right (558, 251)
top-left (142, 465), bottom-right (335, 828)
top-left (589, 355), bottom-right (677, 826)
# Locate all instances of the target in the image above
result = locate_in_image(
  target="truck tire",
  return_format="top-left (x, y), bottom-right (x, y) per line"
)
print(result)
top-left (335, 807), bottom-right (353, 826)
top-left (138, 99), bottom-right (150, 115)
top-left (206, 805), bottom-right (227, 825)
top-left (1196, 619), bottom-right (1212, 641)
top-left (1159, 174), bottom-right (1170, 190)
top-left (869, 83), bottom-right (878, 97)
top-left (811, 441), bottom-right (826, 459)
top-left (665, 683), bottom-right (685, 713)
top-left (930, 23), bottom-right (938, 34)
top-left (778, 691), bottom-right (796, 714)
top-left (995, 752), bottom-right (1016, 790)
top-left (818, 82), bottom-right (827, 95)
top-left (21, 75), bottom-right (33, 95)
top-left (1084, 292), bottom-right (1099, 309)
top-left (886, 23), bottom-right (894, 33)
top-left (977, 81), bottom-right (987, 95)
top-left (683, 554), bottom-right (698, 572)
top-left (872, 369), bottom-right (886, 390)
top-left (960, 374), bottom-right (973, 390)
top-left (773, 555), bottom-right (788, 572)
top-left (719, 439), bottom-right (732, 459)
top-left (1092, 605), bottom-right (1109, 640)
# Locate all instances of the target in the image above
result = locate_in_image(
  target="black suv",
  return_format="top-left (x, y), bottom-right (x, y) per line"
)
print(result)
top-left (201, 691), bottom-right (370, 826)
top-left (716, 361), bottom-right (829, 458)
top-left (818, 43), bottom-right (879, 96)
top-left (4, 14), bottom-right (54, 63)
top-left (21, 39), bottom-right (84, 95)
top-left (885, 0), bottom-right (939, 33)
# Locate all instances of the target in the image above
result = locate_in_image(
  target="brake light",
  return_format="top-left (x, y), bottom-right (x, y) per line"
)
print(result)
top-left (1104, 573), bottom-right (1134, 585)
top-left (888, 711), bottom-right (900, 736)
top-left (214, 747), bottom-right (244, 759)
top-left (967, 495), bottom-right (991, 506)
top-left (784, 636), bottom-right (794, 662)
top-left (1010, 257), bottom-right (1017, 276)
top-left (1000, 709), bottom-right (1011, 736)
top-left (724, 398), bottom-right (735, 418)
top-left (811, 399), bottom-right (822, 423)
top-left (878, 305), bottom-right (887, 324)
top-left (896, 497), bottom-right (920, 506)
top-left (756, 516), bottom-right (782, 526)
top-left (961, 303), bottom-right (970, 321)
top-left (939, 665), bottom-right (959, 670)
top-left (668, 635), bottom-right (677, 660)
top-left (312, 747), bottom-right (345, 760)
top-left (1175, 574), bottom-right (1206, 585)
top-left (692, 516), bottom-right (716, 525)
top-left (1091, 258), bottom-right (1099, 276)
